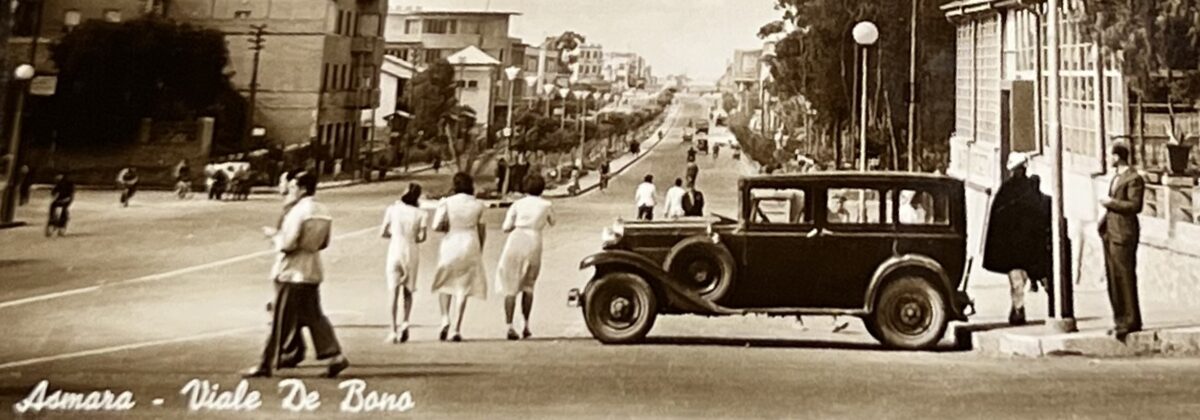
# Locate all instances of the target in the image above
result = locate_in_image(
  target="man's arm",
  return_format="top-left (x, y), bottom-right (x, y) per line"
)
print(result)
top-left (273, 208), bottom-right (304, 252)
top-left (1102, 175), bottom-right (1145, 215)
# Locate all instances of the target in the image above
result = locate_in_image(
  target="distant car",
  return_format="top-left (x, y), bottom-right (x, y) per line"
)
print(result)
top-left (696, 136), bottom-right (709, 155)
top-left (695, 120), bottom-right (710, 135)
top-left (570, 172), bottom-right (973, 350)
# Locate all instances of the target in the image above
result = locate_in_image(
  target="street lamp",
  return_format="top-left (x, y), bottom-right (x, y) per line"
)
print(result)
top-left (558, 87), bottom-right (571, 130)
top-left (852, 21), bottom-right (878, 172)
top-left (1, 64), bottom-right (37, 227)
top-left (574, 90), bottom-right (591, 166)
top-left (502, 66), bottom-right (521, 199)
top-left (542, 82), bottom-right (556, 117)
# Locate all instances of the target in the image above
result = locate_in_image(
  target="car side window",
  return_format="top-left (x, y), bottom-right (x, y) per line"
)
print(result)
top-left (898, 188), bottom-right (950, 225)
top-left (827, 188), bottom-right (889, 224)
top-left (749, 188), bottom-right (811, 225)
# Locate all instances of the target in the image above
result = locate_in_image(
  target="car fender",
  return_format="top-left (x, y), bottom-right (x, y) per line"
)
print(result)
top-left (865, 254), bottom-right (957, 314)
top-left (579, 250), bottom-right (738, 315)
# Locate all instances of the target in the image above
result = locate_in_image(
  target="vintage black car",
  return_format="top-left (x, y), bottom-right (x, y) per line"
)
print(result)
top-left (569, 173), bottom-right (973, 350)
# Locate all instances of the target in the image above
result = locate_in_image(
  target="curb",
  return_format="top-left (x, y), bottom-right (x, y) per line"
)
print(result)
top-left (542, 108), bottom-right (681, 200)
top-left (966, 324), bottom-right (1200, 357)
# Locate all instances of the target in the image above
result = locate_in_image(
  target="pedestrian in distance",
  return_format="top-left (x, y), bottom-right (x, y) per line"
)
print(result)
top-left (982, 152), bottom-right (1052, 326)
top-left (1098, 141), bottom-right (1145, 341)
top-left (664, 178), bottom-right (686, 219)
top-left (175, 159), bottom-right (191, 199)
top-left (634, 174), bottom-right (657, 221)
top-left (682, 180), bottom-right (705, 217)
top-left (496, 174), bottom-right (555, 340)
top-left (431, 172), bottom-right (489, 342)
top-left (209, 169), bottom-right (228, 201)
top-left (598, 159), bottom-right (611, 191)
top-left (687, 146), bottom-right (697, 162)
top-left (686, 159), bottom-right (699, 186)
top-left (116, 167), bottom-right (139, 207)
top-left (18, 165), bottom-right (31, 206)
top-left (496, 158), bottom-right (509, 195)
top-left (432, 155), bottom-right (442, 173)
top-left (245, 171), bottom-right (350, 378)
top-left (567, 166), bottom-right (582, 196)
top-left (46, 173), bottom-right (74, 237)
top-left (713, 144), bottom-right (720, 160)
top-left (380, 183), bottom-right (428, 344)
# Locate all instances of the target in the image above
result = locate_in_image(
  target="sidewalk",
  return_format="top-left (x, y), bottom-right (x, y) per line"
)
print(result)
top-left (956, 269), bottom-right (1200, 357)
top-left (479, 106), bottom-right (681, 207)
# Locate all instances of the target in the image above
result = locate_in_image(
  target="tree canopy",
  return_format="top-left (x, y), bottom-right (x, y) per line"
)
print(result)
top-left (49, 18), bottom-right (237, 148)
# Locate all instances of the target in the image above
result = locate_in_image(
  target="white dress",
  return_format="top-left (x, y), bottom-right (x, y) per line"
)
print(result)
top-left (431, 193), bottom-right (488, 299)
top-left (496, 196), bottom-right (555, 296)
top-left (381, 201), bottom-right (427, 291)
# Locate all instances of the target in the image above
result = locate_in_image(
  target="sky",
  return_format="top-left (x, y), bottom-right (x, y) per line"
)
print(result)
top-left (390, 0), bottom-right (782, 83)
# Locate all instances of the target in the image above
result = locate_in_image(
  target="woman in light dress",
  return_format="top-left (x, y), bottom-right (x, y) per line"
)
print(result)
top-left (496, 174), bottom-right (555, 340)
top-left (431, 173), bottom-right (488, 342)
top-left (380, 183), bottom-right (427, 344)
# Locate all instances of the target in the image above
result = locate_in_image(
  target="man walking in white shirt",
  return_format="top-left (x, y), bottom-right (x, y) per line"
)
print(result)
top-left (635, 174), bottom-right (657, 220)
top-left (663, 178), bottom-right (687, 219)
top-left (245, 171), bottom-right (350, 378)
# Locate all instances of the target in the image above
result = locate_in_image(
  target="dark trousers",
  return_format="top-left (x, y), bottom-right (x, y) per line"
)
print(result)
top-left (48, 203), bottom-right (69, 228)
top-left (120, 186), bottom-right (137, 204)
top-left (637, 206), bottom-right (654, 221)
top-left (258, 282), bottom-right (342, 372)
top-left (1103, 240), bottom-right (1142, 332)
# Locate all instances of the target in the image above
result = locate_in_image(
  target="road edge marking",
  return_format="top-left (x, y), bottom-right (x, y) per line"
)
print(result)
top-left (0, 327), bottom-right (259, 370)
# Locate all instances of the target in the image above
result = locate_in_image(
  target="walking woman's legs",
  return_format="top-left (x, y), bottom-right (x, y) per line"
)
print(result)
top-left (438, 294), bottom-right (451, 340)
top-left (521, 291), bottom-right (534, 337)
top-left (388, 285), bottom-right (400, 340)
top-left (401, 288), bottom-right (413, 327)
top-left (452, 295), bottom-right (468, 337)
top-left (504, 295), bottom-right (517, 326)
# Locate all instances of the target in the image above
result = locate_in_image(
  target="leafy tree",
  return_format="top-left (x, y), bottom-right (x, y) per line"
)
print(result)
top-left (402, 59), bottom-right (493, 175)
top-left (1080, 1), bottom-right (1200, 138)
top-left (758, 0), bottom-right (956, 169)
top-left (49, 18), bottom-right (239, 149)
top-left (722, 92), bottom-right (739, 114)
top-left (552, 31), bottom-right (586, 77)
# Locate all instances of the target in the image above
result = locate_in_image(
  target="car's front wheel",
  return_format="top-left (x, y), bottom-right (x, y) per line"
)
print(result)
top-left (583, 272), bottom-right (658, 344)
top-left (871, 276), bottom-right (949, 350)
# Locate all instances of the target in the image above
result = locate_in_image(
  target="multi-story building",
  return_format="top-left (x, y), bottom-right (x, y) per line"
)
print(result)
top-left (943, 0), bottom-right (1200, 308)
top-left (575, 43), bottom-right (604, 84)
top-left (731, 49), bottom-right (762, 114)
top-left (170, 0), bottom-right (386, 175)
top-left (602, 51), bottom-right (646, 90)
top-left (8, 0), bottom-right (150, 75)
top-left (383, 7), bottom-right (529, 129)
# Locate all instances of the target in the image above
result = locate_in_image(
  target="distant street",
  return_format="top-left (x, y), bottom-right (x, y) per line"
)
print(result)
top-left (2, 96), bottom-right (1199, 418)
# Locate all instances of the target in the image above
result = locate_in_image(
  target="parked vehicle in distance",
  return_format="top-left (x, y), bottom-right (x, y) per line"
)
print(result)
top-left (695, 119), bottom-right (710, 135)
top-left (569, 172), bottom-right (973, 350)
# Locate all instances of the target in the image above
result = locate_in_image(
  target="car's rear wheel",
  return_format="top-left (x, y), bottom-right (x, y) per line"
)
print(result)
top-left (871, 276), bottom-right (948, 350)
top-left (583, 272), bottom-right (658, 344)
top-left (664, 238), bottom-right (736, 303)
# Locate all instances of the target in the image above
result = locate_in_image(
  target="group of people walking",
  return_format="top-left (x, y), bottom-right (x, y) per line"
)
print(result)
top-left (248, 169), bottom-right (556, 378)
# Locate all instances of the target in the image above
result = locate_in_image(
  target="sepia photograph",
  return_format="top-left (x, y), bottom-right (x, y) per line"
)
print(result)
top-left (1, 0), bottom-right (1199, 418)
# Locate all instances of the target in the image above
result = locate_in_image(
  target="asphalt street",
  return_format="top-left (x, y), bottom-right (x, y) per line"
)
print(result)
top-left (2, 96), bottom-right (1198, 419)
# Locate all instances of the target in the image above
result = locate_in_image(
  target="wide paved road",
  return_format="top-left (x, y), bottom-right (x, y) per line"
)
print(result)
top-left (2, 95), bottom-right (1198, 418)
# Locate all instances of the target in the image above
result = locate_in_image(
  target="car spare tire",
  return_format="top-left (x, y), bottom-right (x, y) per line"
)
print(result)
top-left (664, 236), bottom-right (736, 303)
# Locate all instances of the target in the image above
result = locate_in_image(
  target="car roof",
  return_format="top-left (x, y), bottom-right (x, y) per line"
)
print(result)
top-left (741, 171), bottom-right (963, 186)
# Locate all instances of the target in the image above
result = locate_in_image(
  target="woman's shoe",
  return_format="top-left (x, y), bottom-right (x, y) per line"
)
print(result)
top-left (522, 329), bottom-right (532, 339)
top-left (400, 328), bottom-right (409, 343)
top-left (451, 333), bottom-right (462, 342)
top-left (439, 325), bottom-right (449, 341)
top-left (385, 332), bottom-right (398, 344)
top-left (507, 329), bottom-right (519, 341)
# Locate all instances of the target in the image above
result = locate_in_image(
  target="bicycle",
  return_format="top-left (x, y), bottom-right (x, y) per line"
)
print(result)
top-left (45, 202), bottom-right (69, 237)
top-left (175, 179), bottom-right (191, 199)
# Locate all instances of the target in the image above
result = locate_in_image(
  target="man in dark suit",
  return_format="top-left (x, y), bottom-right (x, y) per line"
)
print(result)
top-left (1098, 142), bottom-right (1144, 340)
top-left (682, 182), bottom-right (705, 217)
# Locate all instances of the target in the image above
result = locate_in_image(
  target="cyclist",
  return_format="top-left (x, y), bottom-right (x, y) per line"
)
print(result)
top-left (116, 167), bottom-right (139, 207)
top-left (47, 173), bottom-right (74, 236)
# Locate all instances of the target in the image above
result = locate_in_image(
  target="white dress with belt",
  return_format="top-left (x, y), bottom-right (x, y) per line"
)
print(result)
top-left (431, 193), bottom-right (488, 299)
top-left (381, 202), bottom-right (427, 291)
top-left (496, 196), bottom-right (555, 296)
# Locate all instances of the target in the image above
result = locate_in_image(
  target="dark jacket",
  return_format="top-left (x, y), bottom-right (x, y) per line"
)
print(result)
top-left (682, 190), bottom-right (705, 216)
top-left (982, 174), bottom-right (1052, 279)
top-left (1099, 168), bottom-right (1145, 245)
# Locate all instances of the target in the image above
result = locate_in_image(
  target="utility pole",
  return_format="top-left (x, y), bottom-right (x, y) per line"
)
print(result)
top-left (245, 24), bottom-right (267, 148)
top-left (906, 0), bottom-right (920, 172)
top-left (1046, 0), bottom-right (1076, 333)
top-left (0, 0), bottom-right (20, 227)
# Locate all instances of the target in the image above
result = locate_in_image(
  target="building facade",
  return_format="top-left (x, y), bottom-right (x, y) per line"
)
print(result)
top-left (943, 0), bottom-right (1200, 307)
top-left (731, 49), bottom-right (762, 114)
top-left (602, 51), bottom-right (646, 90)
top-left (575, 43), bottom-right (604, 83)
top-left (169, 0), bottom-right (385, 175)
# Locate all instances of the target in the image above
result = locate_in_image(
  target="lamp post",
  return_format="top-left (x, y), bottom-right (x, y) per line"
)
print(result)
top-left (501, 66), bottom-right (521, 199)
top-left (542, 83), bottom-right (556, 117)
top-left (1046, 0), bottom-right (1076, 333)
top-left (852, 21), bottom-right (878, 172)
top-left (575, 90), bottom-right (591, 167)
top-left (558, 87), bottom-right (571, 131)
top-left (1, 64), bottom-right (37, 227)
top-left (523, 75), bottom-right (539, 111)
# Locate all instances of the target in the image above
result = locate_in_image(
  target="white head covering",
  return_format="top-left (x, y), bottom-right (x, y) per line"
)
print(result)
top-left (1006, 152), bottom-right (1029, 171)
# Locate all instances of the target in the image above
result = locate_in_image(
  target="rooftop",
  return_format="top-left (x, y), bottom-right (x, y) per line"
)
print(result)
top-left (387, 8), bottom-right (522, 17)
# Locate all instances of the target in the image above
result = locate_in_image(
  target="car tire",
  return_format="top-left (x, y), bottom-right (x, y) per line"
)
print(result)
top-left (871, 276), bottom-right (949, 350)
top-left (664, 238), bottom-right (736, 303)
top-left (583, 272), bottom-right (658, 344)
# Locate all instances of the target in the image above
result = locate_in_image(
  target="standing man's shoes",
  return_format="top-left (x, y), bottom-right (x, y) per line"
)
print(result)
top-left (278, 357), bottom-right (303, 369)
top-left (325, 356), bottom-right (350, 378)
